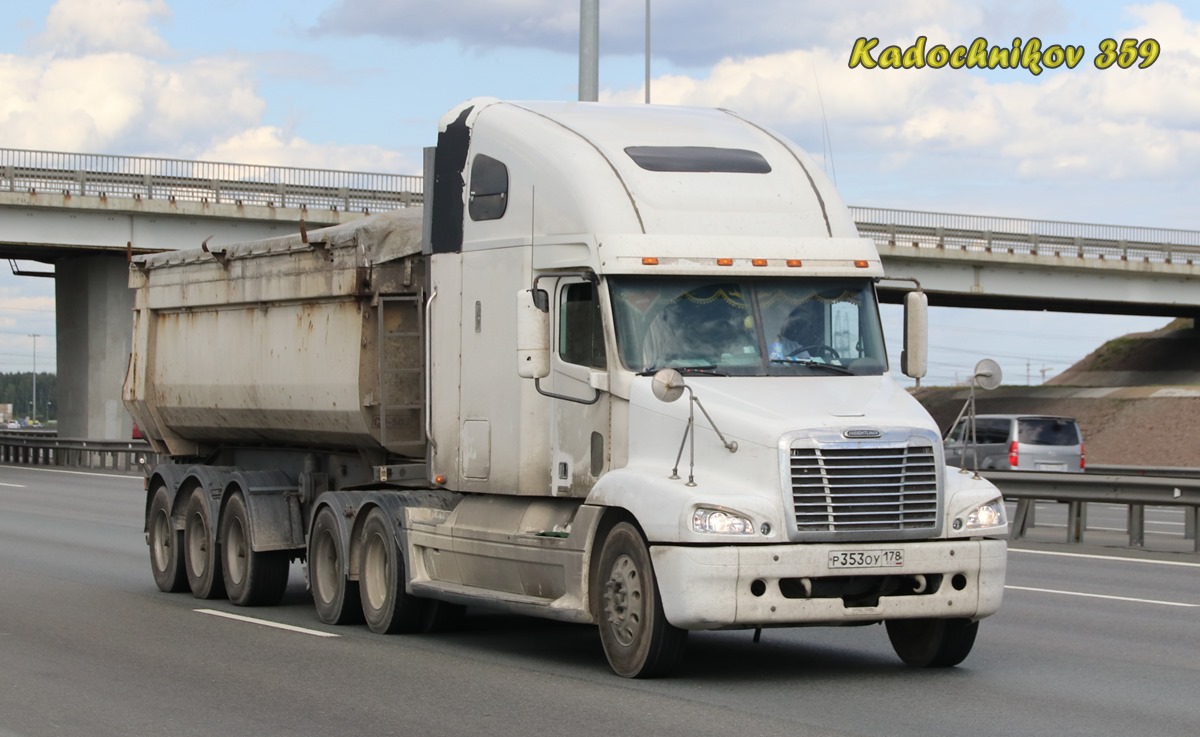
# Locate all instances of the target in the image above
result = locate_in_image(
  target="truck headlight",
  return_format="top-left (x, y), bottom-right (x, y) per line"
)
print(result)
top-left (692, 508), bottom-right (755, 535)
top-left (964, 498), bottom-right (1007, 531)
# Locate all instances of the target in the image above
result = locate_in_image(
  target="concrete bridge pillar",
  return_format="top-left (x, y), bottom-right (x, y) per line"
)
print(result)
top-left (55, 255), bottom-right (134, 441)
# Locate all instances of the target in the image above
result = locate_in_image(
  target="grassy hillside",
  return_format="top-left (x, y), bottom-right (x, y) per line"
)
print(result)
top-left (914, 318), bottom-right (1200, 467)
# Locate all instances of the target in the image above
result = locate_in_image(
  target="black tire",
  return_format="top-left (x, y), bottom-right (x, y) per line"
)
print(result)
top-left (148, 483), bottom-right (187, 593)
top-left (309, 506), bottom-right (362, 625)
top-left (358, 507), bottom-right (428, 634)
top-left (594, 521), bottom-right (687, 678)
top-left (220, 492), bottom-right (290, 607)
top-left (886, 618), bottom-right (979, 667)
top-left (183, 486), bottom-right (226, 600)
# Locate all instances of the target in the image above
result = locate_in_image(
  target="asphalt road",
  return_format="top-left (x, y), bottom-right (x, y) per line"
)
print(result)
top-left (1, 464), bottom-right (1198, 737)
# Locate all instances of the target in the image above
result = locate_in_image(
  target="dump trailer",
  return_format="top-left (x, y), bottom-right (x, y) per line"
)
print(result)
top-left (125, 98), bottom-right (1007, 678)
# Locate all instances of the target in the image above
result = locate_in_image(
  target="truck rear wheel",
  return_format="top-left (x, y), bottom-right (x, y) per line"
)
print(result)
top-left (309, 506), bottom-right (362, 624)
top-left (595, 521), bottom-right (687, 678)
top-left (359, 507), bottom-right (428, 634)
top-left (183, 487), bottom-right (226, 600)
top-left (220, 492), bottom-right (290, 607)
top-left (886, 618), bottom-right (979, 667)
top-left (148, 483), bottom-right (186, 593)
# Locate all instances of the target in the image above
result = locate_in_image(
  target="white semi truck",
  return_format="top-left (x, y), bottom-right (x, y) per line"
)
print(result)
top-left (124, 98), bottom-right (1007, 678)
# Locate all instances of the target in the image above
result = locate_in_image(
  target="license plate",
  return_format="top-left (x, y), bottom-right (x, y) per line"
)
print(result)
top-left (827, 549), bottom-right (904, 569)
top-left (1036, 462), bottom-right (1067, 471)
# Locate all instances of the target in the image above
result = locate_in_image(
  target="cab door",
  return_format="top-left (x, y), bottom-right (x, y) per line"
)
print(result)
top-left (544, 277), bottom-right (611, 497)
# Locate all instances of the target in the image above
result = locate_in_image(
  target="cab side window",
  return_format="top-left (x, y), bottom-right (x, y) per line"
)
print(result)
top-left (559, 282), bottom-right (606, 368)
top-left (469, 154), bottom-right (508, 221)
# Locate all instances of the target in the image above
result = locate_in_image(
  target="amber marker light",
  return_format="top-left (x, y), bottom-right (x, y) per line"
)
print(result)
top-left (751, 258), bottom-right (768, 267)
top-left (786, 259), bottom-right (803, 267)
top-left (716, 258), bottom-right (734, 266)
top-left (642, 257), bottom-right (659, 265)
top-left (854, 260), bottom-right (870, 268)
top-left (434, 474), bottom-right (447, 485)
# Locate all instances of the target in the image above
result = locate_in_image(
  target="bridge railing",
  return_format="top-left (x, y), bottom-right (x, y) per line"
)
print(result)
top-left (6, 148), bottom-right (1200, 259)
top-left (0, 148), bottom-right (422, 213)
top-left (851, 206), bottom-right (1200, 264)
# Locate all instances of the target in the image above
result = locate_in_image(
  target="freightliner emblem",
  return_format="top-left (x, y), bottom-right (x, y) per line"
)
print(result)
top-left (844, 428), bottom-right (882, 439)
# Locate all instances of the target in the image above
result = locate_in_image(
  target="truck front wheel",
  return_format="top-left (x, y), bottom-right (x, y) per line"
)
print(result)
top-left (220, 492), bottom-right (290, 607)
top-left (183, 487), bottom-right (226, 599)
top-left (309, 506), bottom-right (362, 624)
top-left (886, 618), bottom-right (979, 667)
top-left (594, 522), bottom-right (687, 678)
top-left (148, 483), bottom-right (186, 593)
top-left (359, 507), bottom-right (428, 634)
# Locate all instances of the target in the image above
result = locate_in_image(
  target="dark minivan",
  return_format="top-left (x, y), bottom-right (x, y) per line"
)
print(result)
top-left (944, 414), bottom-right (1084, 472)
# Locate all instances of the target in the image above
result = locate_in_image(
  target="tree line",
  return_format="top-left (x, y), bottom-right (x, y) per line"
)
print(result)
top-left (0, 372), bottom-right (57, 422)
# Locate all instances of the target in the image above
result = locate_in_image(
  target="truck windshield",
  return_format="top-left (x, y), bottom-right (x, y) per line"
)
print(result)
top-left (608, 277), bottom-right (888, 376)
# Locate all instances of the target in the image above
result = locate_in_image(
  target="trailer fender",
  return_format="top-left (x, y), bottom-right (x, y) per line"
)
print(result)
top-left (222, 470), bottom-right (305, 552)
top-left (308, 491), bottom-right (361, 578)
top-left (350, 489), bottom-right (463, 583)
top-left (174, 465), bottom-right (238, 530)
top-left (143, 462), bottom-right (191, 535)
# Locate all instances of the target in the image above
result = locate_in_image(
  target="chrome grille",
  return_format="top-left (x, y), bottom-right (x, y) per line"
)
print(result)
top-left (789, 445), bottom-right (938, 535)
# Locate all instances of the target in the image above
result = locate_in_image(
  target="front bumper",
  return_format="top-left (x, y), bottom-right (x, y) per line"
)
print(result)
top-left (650, 538), bottom-right (1006, 630)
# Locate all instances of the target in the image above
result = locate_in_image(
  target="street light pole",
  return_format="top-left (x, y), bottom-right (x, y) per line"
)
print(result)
top-left (645, 0), bottom-right (651, 103)
top-left (579, 0), bottom-right (599, 102)
top-left (29, 333), bottom-right (38, 423)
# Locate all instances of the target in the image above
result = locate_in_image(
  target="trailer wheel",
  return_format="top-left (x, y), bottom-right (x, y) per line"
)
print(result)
top-left (594, 522), bottom-right (687, 678)
top-left (359, 507), bottom-right (428, 634)
top-left (309, 506), bottom-right (362, 625)
top-left (886, 618), bottom-right (979, 667)
top-left (183, 487), bottom-right (226, 600)
top-left (148, 483), bottom-right (186, 593)
top-left (220, 492), bottom-right (290, 607)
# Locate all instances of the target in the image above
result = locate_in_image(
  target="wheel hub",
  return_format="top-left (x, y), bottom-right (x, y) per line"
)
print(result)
top-left (603, 554), bottom-right (643, 647)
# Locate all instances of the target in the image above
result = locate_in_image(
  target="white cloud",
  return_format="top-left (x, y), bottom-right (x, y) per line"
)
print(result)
top-left (37, 0), bottom-right (172, 57)
top-left (0, 0), bottom-right (417, 173)
top-left (601, 3), bottom-right (1200, 190)
top-left (198, 126), bottom-right (417, 173)
top-left (0, 51), bottom-right (265, 153)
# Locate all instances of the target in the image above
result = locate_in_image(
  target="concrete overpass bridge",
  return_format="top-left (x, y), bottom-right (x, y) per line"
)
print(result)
top-left (2, 147), bottom-right (1198, 440)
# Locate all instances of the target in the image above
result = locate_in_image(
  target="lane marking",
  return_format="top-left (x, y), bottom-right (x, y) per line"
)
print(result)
top-left (1009, 547), bottom-right (1200, 569)
top-left (0, 482), bottom-right (26, 488)
top-left (1005, 585), bottom-right (1198, 608)
top-left (195, 609), bottom-right (340, 638)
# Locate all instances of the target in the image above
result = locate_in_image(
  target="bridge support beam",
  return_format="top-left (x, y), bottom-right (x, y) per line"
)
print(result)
top-left (56, 255), bottom-right (134, 441)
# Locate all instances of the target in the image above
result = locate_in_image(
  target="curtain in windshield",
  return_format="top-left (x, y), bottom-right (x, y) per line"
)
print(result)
top-left (608, 277), bottom-right (887, 376)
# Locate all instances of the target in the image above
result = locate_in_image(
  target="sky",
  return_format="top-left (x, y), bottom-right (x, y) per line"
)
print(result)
top-left (1, 0), bottom-right (1196, 387)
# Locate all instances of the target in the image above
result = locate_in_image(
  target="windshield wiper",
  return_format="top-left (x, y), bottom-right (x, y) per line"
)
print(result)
top-left (637, 366), bottom-right (729, 377)
top-left (770, 358), bottom-right (855, 375)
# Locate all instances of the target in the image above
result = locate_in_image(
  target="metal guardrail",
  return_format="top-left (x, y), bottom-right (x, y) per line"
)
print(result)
top-left (1087, 464), bottom-right (1200, 479)
top-left (850, 206), bottom-right (1200, 265)
top-left (3, 431), bottom-right (1197, 553)
top-left (0, 434), bottom-right (157, 474)
top-left (983, 470), bottom-right (1200, 552)
top-left (0, 148), bottom-right (422, 213)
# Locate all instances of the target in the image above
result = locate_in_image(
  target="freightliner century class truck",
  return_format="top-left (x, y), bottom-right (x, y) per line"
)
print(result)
top-left (123, 98), bottom-right (1008, 678)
